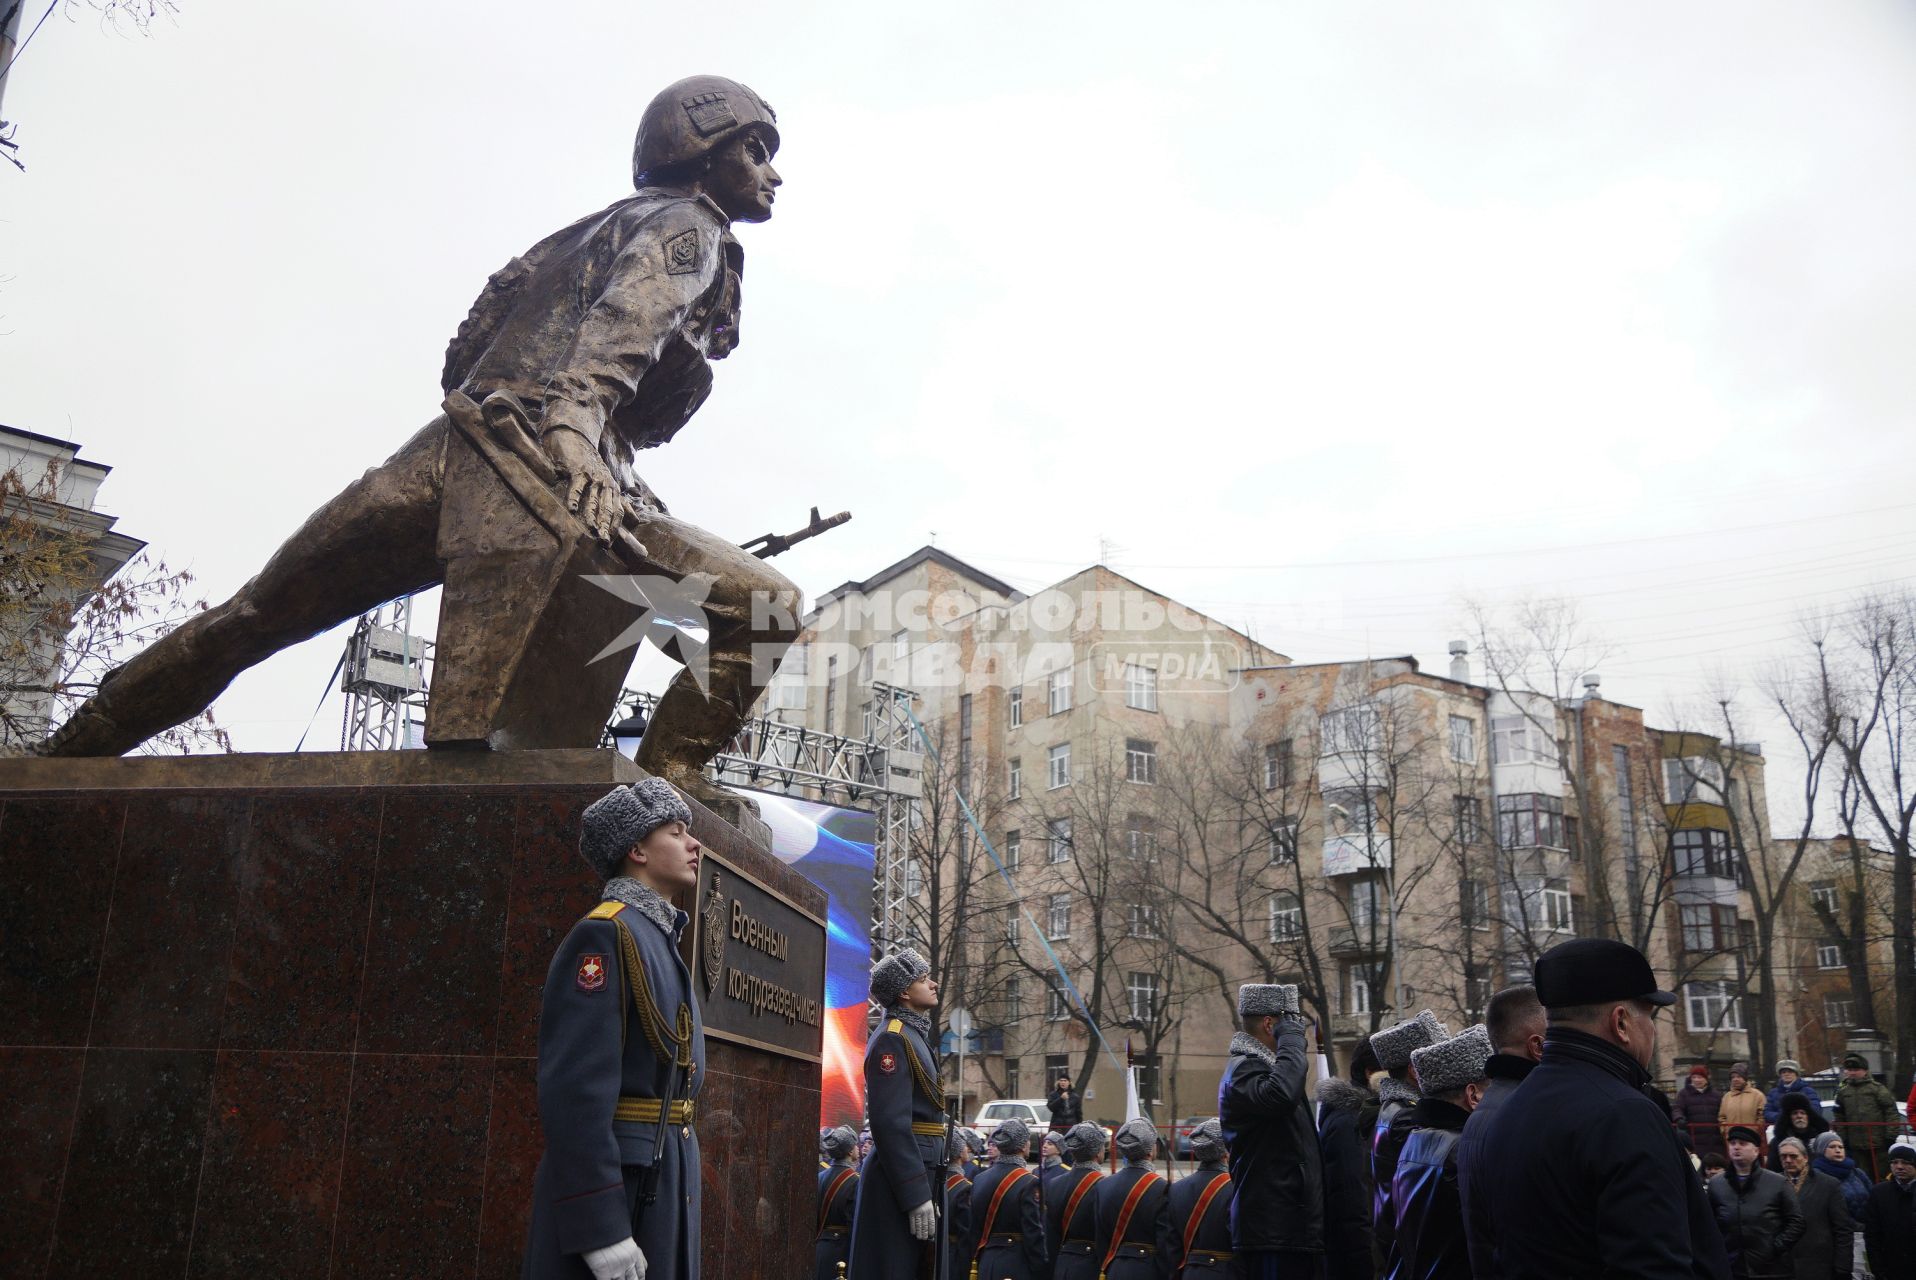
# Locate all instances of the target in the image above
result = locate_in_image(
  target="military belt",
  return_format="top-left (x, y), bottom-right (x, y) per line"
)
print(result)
top-left (985, 1234), bottom-right (1023, 1243)
top-left (910, 1121), bottom-right (948, 1136)
top-left (614, 1097), bottom-right (697, 1124)
top-left (1189, 1251), bottom-right (1234, 1261)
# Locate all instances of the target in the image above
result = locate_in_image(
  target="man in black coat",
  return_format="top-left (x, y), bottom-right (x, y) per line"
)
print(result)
top-left (1369, 1009), bottom-right (1447, 1275)
top-left (1776, 1137), bottom-right (1850, 1280)
top-left (1457, 938), bottom-right (1732, 1280)
top-left (1047, 1076), bottom-right (1085, 1134)
top-left (1709, 1127), bottom-right (1805, 1279)
top-left (1863, 1141), bottom-right (1916, 1279)
top-left (1218, 983), bottom-right (1322, 1279)
top-left (1315, 1079), bottom-right (1373, 1280)
top-left (1467, 985), bottom-right (1544, 1140)
top-left (1392, 1025), bottom-right (1495, 1280)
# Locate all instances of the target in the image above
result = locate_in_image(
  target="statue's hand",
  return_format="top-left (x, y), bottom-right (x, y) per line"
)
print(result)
top-left (623, 476), bottom-right (669, 518)
top-left (543, 427), bottom-right (620, 543)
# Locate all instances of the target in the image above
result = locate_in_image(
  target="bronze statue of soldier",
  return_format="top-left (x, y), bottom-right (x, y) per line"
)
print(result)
top-left (40, 76), bottom-right (802, 812)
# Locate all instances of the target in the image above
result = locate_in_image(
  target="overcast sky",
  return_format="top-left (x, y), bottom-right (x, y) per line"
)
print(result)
top-left (4, 1), bottom-right (1913, 819)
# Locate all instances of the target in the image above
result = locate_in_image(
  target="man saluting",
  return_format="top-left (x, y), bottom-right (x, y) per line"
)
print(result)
top-left (848, 949), bottom-right (946, 1278)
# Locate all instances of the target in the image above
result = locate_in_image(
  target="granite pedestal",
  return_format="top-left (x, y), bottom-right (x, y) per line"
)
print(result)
top-left (0, 750), bottom-right (823, 1280)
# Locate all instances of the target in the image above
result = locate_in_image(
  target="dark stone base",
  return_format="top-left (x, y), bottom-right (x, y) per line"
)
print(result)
top-left (0, 750), bottom-right (822, 1280)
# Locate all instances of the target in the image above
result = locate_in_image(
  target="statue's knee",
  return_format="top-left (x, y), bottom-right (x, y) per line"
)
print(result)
top-left (737, 567), bottom-right (802, 642)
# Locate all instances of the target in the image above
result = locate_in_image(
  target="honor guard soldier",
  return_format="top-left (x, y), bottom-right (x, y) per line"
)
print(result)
top-left (819, 1128), bottom-right (834, 1171)
top-left (1040, 1132), bottom-right (1069, 1198)
top-left (847, 949), bottom-right (946, 1280)
top-left (1367, 1010), bottom-right (1445, 1272)
top-left (967, 1119), bottom-right (1048, 1280)
top-left (1389, 1026), bottom-right (1493, 1280)
top-left (1166, 1120), bottom-right (1234, 1279)
top-left (964, 1129), bottom-right (989, 1181)
top-left (1046, 1124), bottom-right (1109, 1280)
top-left (944, 1128), bottom-right (976, 1280)
top-left (816, 1126), bottom-right (861, 1280)
top-left (1093, 1119), bottom-right (1172, 1280)
top-left (1219, 984), bottom-right (1323, 1280)
top-left (522, 779), bottom-right (706, 1280)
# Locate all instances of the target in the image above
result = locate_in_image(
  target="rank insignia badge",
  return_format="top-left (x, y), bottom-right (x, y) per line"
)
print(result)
top-left (878, 1051), bottom-right (898, 1075)
top-left (664, 228), bottom-right (701, 276)
top-left (576, 953), bottom-right (607, 992)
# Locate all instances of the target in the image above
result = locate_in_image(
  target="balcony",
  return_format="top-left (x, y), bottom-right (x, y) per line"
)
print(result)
top-left (1329, 924), bottom-right (1391, 957)
top-left (1322, 833), bottom-right (1392, 876)
top-left (1331, 1012), bottom-right (1390, 1039)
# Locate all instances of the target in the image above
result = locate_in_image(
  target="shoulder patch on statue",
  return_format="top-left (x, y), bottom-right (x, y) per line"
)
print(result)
top-left (576, 953), bottom-right (608, 992)
top-left (664, 228), bottom-right (702, 276)
top-left (878, 1051), bottom-right (898, 1075)
top-left (887, 1018), bottom-right (903, 1033)
top-left (587, 901), bottom-right (625, 921)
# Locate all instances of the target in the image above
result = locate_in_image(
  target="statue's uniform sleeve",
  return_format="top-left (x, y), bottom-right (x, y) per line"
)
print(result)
top-left (535, 916), bottom-right (629, 1256)
top-left (537, 204), bottom-right (720, 450)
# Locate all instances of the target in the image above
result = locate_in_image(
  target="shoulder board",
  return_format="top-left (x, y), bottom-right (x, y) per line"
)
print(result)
top-left (587, 901), bottom-right (625, 920)
top-left (887, 1018), bottom-right (903, 1033)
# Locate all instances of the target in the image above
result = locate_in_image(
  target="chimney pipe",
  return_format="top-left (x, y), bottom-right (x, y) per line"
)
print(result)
top-left (1448, 640), bottom-right (1470, 683)
top-left (1582, 673), bottom-right (1602, 699)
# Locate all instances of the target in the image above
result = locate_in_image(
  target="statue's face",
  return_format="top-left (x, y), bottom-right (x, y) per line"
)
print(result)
top-left (705, 128), bottom-right (781, 222)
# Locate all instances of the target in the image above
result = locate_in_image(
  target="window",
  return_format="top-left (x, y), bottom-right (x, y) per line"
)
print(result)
top-left (1004, 908), bottom-right (1020, 945)
top-left (1663, 756), bottom-right (1726, 805)
top-left (1810, 881), bottom-right (1838, 915)
top-left (1817, 942), bottom-right (1843, 970)
top-left (1491, 715), bottom-right (1558, 766)
top-left (1005, 977), bottom-right (1023, 1021)
top-left (1127, 904), bottom-right (1162, 939)
top-left (1348, 968), bottom-right (1373, 1015)
top-left (1454, 795), bottom-right (1484, 845)
top-left (1125, 818), bottom-right (1159, 862)
top-left (1047, 668), bottom-right (1072, 715)
top-left (1564, 815), bottom-right (1582, 862)
top-left (1497, 794), bottom-right (1566, 848)
top-left (1263, 742), bottom-right (1280, 791)
top-left (1047, 818), bottom-right (1072, 863)
top-left (1269, 819), bottom-right (1298, 865)
top-left (1542, 887), bottom-right (1573, 933)
top-left (958, 693), bottom-right (973, 784)
top-left (1679, 903), bottom-right (1738, 953)
top-left (1467, 969), bottom-right (1494, 1014)
top-left (1672, 828), bottom-right (1737, 880)
top-left (1125, 664), bottom-right (1158, 712)
top-left (824, 655), bottom-right (838, 735)
top-left (1047, 742), bottom-right (1071, 789)
top-left (1460, 878), bottom-right (1491, 930)
top-left (1684, 980), bottom-right (1744, 1032)
top-left (1268, 739), bottom-right (1295, 790)
top-left (1321, 704), bottom-right (1381, 754)
top-left (1045, 1054), bottom-right (1070, 1083)
top-left (1350, 877), bottom-right (1385, 931)
top-left (905, 858), bottom-right (925, 897)
top-left (1448, 715), bottom-right (1476, 764)
top-left (1270, 891), bottom-right (1303, 942)
top-left (1126, 971), bottom-right (1160, 1022)
top-left (1125, 738), bottom-right (1157, 785)
top-left (1008, 758), bottom-right (1021, 800)
top-left (1046, 984), bottom-right (1069, 1021)
top-left (1009, 686), bottom-right (1023, 728)
top-left (1004, 830), bottom-right (1021, 871)
top-left (1824, 996), bottom-right (1855, 1027)
top-left (1005, 1057), bottom-right (1021, 1096)
top-left (1134, 1052), bottom-right (1161, 1104)
top-left (1046, 893), bottom-right (1071, 940)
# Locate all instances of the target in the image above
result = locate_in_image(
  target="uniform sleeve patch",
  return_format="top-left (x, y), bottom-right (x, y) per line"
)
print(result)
top-left (576, 953), bottom-right (608, 991)
top-left (878, 1051), bottom-right (898, 1075)
top-left (664, 228), bottom-right (702, 276)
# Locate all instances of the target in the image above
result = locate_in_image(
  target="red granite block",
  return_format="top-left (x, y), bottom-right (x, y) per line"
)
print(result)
top-left (330, 1052), bottom-right (495, 1280)
top-left (0, 796), bottom-right (125, 1046)
top-left (47, 1048), bottom-right (216, 1278)
top-left (475, 1054), bottom-right (541, 1279)
top-left (186, 1049), bottom-right (353, 1278)
top-left (91, 794), bottom-right (251, 1049)
top-left (496, 790), bottom-right (601, 1059)
top-left (356, 792), bottom-right (517, 1056)
top-left (0, 1046), bottom-right (86, 1277)
top-left (221, 793), bottom-right (383, 1052)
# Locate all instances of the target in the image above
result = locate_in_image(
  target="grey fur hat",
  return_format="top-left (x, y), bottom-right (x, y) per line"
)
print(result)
top-left (1371, 1009), bottom-right (1447, 1071)
top-left (963, 1128), bottom-right (988, 1156)
top-left (989, 1116), bottom-right (1031, 1152)
top-left (1238, 983), bottom-right (1300, 1016)
top-left (821, 1125), bottom-right (858, 1160)
top-left (945, 1127), bottom-right (970, 1164)
top-left (1188, 1118), bottom-right (1226, 1161)
top-left (579, 778), bottom-right (692, 880)
top-left (870, 949), bottom-right (931, 1006)
top-left (1115, 1117), bottom-right (1160, 1160)
top-left (1411, 1024), bottom-right (1493, 1097)
top-left (1063, 1122), bottom-right (1107, 1161)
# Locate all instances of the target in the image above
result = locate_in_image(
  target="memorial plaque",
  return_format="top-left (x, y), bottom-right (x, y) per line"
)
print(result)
top-left (688, 845), bottom-right (827, 1062)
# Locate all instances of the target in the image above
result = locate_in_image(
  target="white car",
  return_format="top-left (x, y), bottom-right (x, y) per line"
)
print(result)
top-left (971, 1098), bottom-right (1054, 1144)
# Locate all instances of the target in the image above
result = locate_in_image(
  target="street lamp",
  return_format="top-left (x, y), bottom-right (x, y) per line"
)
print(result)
top-left (608, 710), bottom-right (648, 760)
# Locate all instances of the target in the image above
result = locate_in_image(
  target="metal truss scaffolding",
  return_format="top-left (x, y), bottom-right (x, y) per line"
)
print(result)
top-left (340, 596), bottom-right (430, 751)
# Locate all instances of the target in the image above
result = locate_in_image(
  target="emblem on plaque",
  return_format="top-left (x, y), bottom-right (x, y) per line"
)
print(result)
top-left (701, 871), bottom-right (727, 997)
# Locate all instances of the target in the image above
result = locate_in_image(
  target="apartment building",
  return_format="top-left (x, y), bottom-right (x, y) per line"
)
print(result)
top-left (1779, 835), bottom-right (1900, 1072)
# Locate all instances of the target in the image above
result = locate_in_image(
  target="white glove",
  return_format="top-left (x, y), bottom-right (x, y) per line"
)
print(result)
top-left (583, 1237), bottom-right (646, 1280)
top-left (908, 1200), bottom-right (937, 1241)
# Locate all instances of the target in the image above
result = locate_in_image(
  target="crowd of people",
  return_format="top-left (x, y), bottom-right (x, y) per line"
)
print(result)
top-left (827, 938), bottom-right (1916, 1280)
